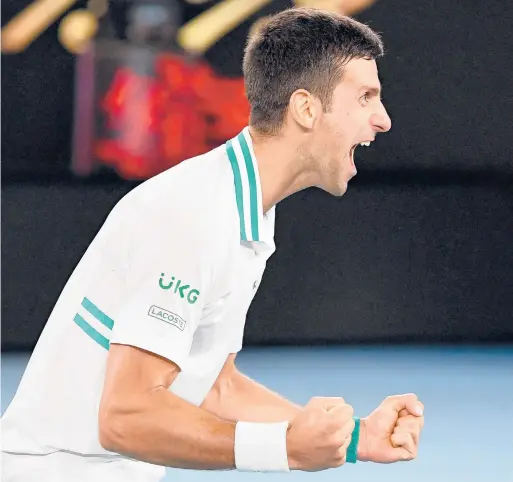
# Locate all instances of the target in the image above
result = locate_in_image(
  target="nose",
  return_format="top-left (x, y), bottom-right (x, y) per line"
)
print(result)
top-left (371, 102), bottom-right (392, 133)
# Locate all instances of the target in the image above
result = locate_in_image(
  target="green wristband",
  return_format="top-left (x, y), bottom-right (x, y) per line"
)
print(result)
top-left (346, 417), bottom-right (360, 464)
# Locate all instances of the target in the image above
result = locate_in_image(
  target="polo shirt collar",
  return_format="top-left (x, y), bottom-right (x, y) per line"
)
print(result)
top-left (225, 127), bottom-right (270, 243)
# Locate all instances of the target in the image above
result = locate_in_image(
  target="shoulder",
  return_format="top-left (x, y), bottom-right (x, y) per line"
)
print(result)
top-left (110, 145), bottom-right (240, 259)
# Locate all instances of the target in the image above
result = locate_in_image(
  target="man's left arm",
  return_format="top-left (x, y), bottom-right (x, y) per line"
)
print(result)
top-left (201, 355), bottom-right (303, 423)
top-left (201, 354), bottom-right (425, 465)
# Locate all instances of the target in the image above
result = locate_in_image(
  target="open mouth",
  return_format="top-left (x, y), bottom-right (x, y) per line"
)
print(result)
top-left (350, 141), bottom-right (373, 168)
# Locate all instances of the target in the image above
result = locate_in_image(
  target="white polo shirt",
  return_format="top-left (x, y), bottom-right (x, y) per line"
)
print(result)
top-left (1, 127), bottom-right (276, 482)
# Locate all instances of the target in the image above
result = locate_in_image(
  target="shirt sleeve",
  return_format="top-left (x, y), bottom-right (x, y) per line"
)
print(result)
top-left (109, 218), bottom-right (214, 369)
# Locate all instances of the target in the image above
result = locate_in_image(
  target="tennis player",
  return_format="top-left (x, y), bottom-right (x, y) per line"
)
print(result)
top-left (1, 7), bottom-right (424, 482)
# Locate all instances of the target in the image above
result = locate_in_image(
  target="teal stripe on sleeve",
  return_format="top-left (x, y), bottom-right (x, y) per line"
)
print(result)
top-left (226, 139), bottom-right (247, 241)
top-left (74, 314), bottom-right (110, 350)
top-left (238, 132), bottom-right (260, 241)
top-left (82, 298), bottom-right (114, 330)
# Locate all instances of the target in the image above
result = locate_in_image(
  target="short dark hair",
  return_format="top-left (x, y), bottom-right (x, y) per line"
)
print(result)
top-left (243, 7), bottom-right (384, 135)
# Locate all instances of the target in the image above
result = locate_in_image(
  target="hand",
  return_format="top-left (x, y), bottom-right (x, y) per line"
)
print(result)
top-left (358, 393), bottom-right (424, 463)
top-left (286, 397), bottom-right (355, 471)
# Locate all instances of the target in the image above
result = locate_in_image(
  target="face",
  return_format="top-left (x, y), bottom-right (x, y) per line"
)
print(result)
top-left (309, 58), bottom-right (392, 196)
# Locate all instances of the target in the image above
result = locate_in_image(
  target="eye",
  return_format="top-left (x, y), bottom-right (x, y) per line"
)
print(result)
top-left (359, 92), bottom-right (371, 106)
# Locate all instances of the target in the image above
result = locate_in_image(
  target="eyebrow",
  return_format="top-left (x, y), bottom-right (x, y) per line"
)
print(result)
top-left (361, 86), bottom-right (382, 98)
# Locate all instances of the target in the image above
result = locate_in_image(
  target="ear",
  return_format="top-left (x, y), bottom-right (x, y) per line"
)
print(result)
top-left (289, 89), bottom-right (319, 130)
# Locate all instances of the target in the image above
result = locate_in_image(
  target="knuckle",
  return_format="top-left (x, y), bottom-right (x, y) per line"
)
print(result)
top-left (310, 406), bottom-right (323, 416)
top-left (398, 415), bottom-right (422, 430)
top-left (332, 398), bottom-right (346, 408)
top-left (342, 436), bottom-right (352, 450)
top-left (331, 437), bottom-right (343, 449)
top-left (339, 404), bottom-right (354, 419)
top-left (389, 393), bottom-right (416, 402)
top-left (308, 396), bottom-right (323, 406)
top-left (413, 419), bottom-right (423, 430)
top-left (334, 451), bottom-right (347, 467)
top-left (310, 396), bottom-right (346, 408)
top-left (399, 418), bottom-right (416, 430)
top-left (406, 449), bottom-right (416, 461)
top-left (345, 418), bottom-right (356, 435)
top-left (334, 433), bottom-right (348, 448)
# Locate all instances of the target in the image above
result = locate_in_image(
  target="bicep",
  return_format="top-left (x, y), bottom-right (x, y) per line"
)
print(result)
top-left (100, 345), bottom-right (181, 413)
top-left (104, 344), bottom-right (181, 395)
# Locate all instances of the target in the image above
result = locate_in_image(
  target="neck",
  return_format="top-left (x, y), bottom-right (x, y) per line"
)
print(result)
top-left (249, 126), bottom-right (318, 213)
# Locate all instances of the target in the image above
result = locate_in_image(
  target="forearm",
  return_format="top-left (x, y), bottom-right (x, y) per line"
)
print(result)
top-left (99, 387), bottom-right (236, 470)
top-left (202, 370), bottom-right (302, 423)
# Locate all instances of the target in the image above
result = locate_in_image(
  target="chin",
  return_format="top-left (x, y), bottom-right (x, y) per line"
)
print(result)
top-left (335, 171), bottom-right (357, 195)
top-left (326, 181), bottom-right (349, 197)
top-left (335, 184), bottom-right (349, 196)
top-left (318, 171), bottom-right (353, 197)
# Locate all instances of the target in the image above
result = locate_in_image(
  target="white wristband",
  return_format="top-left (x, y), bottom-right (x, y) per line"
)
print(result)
top-left (234, 421), bottom-right (290, 472)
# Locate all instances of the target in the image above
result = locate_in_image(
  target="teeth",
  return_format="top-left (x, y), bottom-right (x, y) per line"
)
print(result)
top-left (360, 141), bottom-right (371, 147)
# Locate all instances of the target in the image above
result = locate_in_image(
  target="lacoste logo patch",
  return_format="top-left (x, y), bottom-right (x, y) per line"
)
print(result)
top-left (148, 305), bottom-right (186, 331)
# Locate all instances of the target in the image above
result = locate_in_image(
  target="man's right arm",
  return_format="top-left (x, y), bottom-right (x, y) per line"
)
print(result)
top-left (98, 343), bottom-right (237, 470)
top-left (97, 212), bottom-right (355, 471)
top-left (98, 344), bottom-right (357, 472)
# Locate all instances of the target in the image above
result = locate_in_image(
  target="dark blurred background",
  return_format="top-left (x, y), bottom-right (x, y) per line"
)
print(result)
top-left (2, 0), bottom-right (513, 351)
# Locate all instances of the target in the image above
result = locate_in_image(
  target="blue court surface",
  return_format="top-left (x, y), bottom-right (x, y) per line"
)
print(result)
top-left (2, 345), bottom-right (512, 482)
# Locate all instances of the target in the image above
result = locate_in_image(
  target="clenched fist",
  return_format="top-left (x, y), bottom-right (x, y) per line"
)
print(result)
top-left (286, 397), bottom-right (355, 471)
top-left (358, 393), bottom-right (425, 463)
